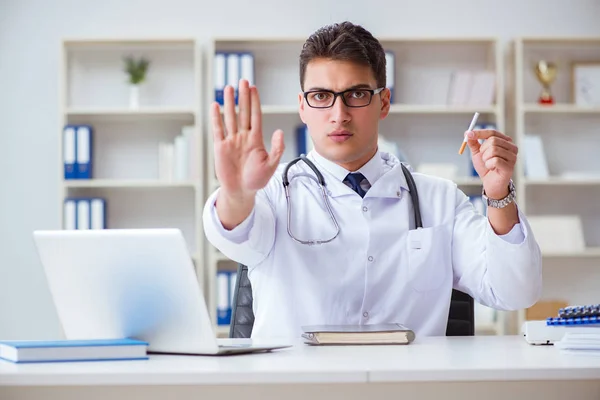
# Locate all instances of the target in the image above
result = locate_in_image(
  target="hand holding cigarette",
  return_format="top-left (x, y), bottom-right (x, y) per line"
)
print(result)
top-left (460, 112), bottom-right (519, 200)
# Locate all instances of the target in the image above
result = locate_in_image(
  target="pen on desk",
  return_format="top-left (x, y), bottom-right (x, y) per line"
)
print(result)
top-left (458, 112), bottom-right (480, 155)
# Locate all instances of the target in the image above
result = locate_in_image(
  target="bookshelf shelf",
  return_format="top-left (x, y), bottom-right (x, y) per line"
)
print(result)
top-left (524, 177), bottom-right (600, 186)
top-left (388, 104), bottom-right (497, 114)
top-left (59, 37), bottom-right (205, 295)
top-left (66, 107), bottom-right (196, 121)
top-left (514, 36), bottom-right (600, 331)
top-left (62, 179), bottom-right (199, 189)
top-left (521, 104), bottom-right (600, 114)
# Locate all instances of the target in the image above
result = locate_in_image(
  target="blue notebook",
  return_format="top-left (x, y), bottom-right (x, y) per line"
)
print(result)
top-left (0, 338), bottom-right (148, 363)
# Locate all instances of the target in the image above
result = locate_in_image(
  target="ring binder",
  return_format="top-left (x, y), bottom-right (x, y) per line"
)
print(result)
top-left (546, 316), bottom-right (600, 326)
top-left (558, 304), bottom-right (600, 319)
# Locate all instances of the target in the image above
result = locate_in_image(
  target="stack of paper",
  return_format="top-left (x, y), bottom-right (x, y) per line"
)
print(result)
top-left (555, 332), bottom-right (600, 356)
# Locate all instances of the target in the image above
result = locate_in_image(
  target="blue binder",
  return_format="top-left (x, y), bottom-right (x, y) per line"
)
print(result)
top-left (76, 125), bottom-right (93, 179)
top-left (547, 316), bottom-right (600, 326)
top-left (217, 271), bottom-right (231, 325)
top-left (63, 125), bottom-right (77, 180)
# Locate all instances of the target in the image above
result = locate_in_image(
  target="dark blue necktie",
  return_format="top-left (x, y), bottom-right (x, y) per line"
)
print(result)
top-left (344, 172), bottom-right (367, 198)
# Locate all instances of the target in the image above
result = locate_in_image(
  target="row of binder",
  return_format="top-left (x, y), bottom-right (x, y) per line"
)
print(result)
top-left (214, 52), bottom-right (255, 105)
top-left (63, 198), bottom-right (106, 230)
top-left (63, 125), bottom-right (93, 179)
top-left (217, 270), bottom-right (238, 326)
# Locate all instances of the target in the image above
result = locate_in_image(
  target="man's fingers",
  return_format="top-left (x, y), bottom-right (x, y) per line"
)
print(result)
top-left (211, 102), bottom-right (225, 142)
top-left (250, 85), bottom-right (263, 135)
top-left (238, 79), bottom-right (251, 131)
top-left (484, 157), bottom-right (511, 172)
top-left (482, 146), bottom-right (517, 164)
top-left (223, 85), bottom-right (238, 136)
top-left (465, 131), bottom-right (482, 155)
top-left (472, 129), bottom-right (513, 142)
top-left (480, 136), bottom-right (518, 155)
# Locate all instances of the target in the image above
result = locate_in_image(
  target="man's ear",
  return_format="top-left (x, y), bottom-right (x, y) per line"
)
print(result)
top-left (298, 92), bottom-right (306, 123)
top-left (379, 88), bottom-right (391, 120)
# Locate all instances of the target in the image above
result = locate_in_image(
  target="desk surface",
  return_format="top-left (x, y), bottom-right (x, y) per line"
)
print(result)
top-left (1, 336), bottom-right (600, 386)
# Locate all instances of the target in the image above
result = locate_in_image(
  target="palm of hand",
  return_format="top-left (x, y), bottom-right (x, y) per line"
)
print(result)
top-left (211, 79), bottom-right (285, 197)
top-left (215, 135), bottom-right (275, 193)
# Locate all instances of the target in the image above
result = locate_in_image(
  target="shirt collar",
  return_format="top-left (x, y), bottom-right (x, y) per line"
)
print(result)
top-left (308, 149), bottom-right (384, 186)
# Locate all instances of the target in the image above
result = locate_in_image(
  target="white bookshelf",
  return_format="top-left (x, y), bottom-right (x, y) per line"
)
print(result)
top-left (514, 37), bottom-right (600, 329)
top-left (59, 38), bottom-right (205, 292)
top-left (205, 37), bottom-right (506, 337)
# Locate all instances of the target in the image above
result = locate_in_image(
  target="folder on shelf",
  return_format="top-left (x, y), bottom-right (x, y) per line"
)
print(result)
top-left (63, 125), bottom-right (77, 180)
top-left (240, 52), bottom-right (255, 86)
top-left (76, 125), bottom-right (93, 179)
top-left (214, 51), bottom-right (255, 105)
top-left (63, 199), bottom-right (77, 230)
top-left (217, 271), bottom-right (231, 325)
top-left (226, 53), bottom-right (240, 105)
top-left (214, 52), bottom-right (226, 105)
top-left (76, 199), bottom-right (91, 230)
top-left (67, 198), bottom-right (106, 230)
top-left (90, 198), bottom-right (106, 229)
top-left (523, 134), bottom-right (549, 179)
top-left (301, 323), bottom-right (415, 345)
top-left (385, 51), bottom-right (395, 103)
top-left (296, 124), bottom-right (313, 156)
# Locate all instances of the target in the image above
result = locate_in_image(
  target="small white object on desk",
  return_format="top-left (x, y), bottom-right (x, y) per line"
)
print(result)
top-left (556, 332), bottom-right (600, 355)
top-left (522, 320), bottom-right (600, 345)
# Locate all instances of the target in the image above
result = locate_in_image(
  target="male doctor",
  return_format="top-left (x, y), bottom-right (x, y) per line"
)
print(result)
top-left (203, 21), bottom-right (542, 339)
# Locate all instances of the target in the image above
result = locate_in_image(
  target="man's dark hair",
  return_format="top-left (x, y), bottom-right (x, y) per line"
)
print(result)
top-left (299, 21), bottom-right (387, 91)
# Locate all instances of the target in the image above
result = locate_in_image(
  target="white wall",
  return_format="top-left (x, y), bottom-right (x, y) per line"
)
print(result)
top-left (1, 0), bottom-right (600, 340)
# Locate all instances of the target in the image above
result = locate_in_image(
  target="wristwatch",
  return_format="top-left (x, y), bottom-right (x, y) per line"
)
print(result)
top-left (482, 179), bottom-right (516, 208)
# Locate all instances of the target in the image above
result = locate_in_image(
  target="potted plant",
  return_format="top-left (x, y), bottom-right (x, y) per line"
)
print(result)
top-left (123, 56), bottom-right (150, 108)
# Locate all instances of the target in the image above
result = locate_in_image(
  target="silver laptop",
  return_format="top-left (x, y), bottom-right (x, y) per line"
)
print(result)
top-left (32, 228), bottom-right (291, 355)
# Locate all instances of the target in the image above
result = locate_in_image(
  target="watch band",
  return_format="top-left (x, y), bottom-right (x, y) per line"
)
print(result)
top-left (482, 180), bottom-right (516, 209)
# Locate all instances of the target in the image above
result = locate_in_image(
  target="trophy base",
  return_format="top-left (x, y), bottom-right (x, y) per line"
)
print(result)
top-left (538, 96), bottom-right (554, 105)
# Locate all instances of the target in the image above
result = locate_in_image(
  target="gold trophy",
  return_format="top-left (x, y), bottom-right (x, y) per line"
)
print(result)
top-left (534, 61), bottom-right (557, 105)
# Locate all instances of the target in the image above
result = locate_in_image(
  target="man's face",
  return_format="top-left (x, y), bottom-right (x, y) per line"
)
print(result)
top-left (298, 58), bottom-right (390, 170)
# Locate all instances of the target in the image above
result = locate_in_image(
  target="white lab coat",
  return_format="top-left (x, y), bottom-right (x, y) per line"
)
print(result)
top-left (203, 150), bottom-right (542, 339)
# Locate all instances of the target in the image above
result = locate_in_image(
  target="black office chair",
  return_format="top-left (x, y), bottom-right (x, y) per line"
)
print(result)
top-left (229, 263), bottom-right (474, 338)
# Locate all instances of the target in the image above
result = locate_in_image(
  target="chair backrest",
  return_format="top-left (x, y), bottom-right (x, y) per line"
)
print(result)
top-left (229, 263), bottom-right (474, 338)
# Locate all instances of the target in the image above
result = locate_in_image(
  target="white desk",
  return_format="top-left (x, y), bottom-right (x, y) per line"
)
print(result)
top-left (1, 336), bottom-right (600, 400)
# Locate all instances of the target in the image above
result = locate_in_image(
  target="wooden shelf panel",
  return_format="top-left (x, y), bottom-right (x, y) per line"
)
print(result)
top-left (63, 179), bottom-right (198, 189)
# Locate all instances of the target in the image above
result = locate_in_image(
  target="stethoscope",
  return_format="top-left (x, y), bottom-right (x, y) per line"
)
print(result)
top-left (282, 154), bottom-right (423, 246)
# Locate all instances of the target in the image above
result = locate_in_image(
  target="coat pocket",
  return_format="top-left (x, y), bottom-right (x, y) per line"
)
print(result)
top-left (406, 224), bottom-right (451, 292)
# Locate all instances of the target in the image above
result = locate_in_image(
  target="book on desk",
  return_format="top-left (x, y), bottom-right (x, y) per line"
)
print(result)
top-left (301, 323), bottom-right (415, 345)
top-left (0, 338), bottom-right (149, 363)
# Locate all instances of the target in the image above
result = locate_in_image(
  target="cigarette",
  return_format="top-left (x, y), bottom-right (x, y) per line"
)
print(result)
top-left (458, 112), bottom-right (480, 155)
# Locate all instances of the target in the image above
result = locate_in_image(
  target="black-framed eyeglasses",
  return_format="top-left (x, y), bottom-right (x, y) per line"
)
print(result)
top-left (303, 87), bottom-right (385, 109)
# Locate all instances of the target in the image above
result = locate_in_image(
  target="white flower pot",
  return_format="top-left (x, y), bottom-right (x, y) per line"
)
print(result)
top-left (129, 84), bottom-right (140, 109)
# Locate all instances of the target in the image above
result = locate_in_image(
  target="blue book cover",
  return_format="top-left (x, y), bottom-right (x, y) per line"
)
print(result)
top-left (0, 338), bottom-right (147, 348)
top-left (0, 338), bottom-right (148, 363)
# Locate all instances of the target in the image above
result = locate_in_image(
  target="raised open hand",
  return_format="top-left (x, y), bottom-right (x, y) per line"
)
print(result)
top-left (211, 79), bottom-right (285, 198)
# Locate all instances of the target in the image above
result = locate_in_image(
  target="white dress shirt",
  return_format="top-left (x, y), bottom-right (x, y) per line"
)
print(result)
top-left (203, 150), bottom-right (542, 339)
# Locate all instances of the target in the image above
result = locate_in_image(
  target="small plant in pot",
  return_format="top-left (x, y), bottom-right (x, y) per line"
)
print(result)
top-left (124, 56), bottom-right (150, 108)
